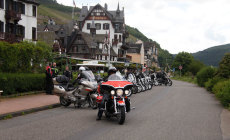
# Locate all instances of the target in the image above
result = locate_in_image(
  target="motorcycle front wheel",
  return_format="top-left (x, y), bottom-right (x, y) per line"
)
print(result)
top-left (126, 89), bottom-right (132, 97)
top-left (117, 106), bottom-right (126, 125)
top-left (88, 96), bottom-right (97, 109)
top-left (60, 96), bottom-right (71, 107)
top-left (167, 79), bottom-right (173, 86)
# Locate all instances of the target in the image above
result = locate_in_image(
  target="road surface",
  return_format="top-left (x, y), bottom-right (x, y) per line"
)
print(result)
top-left (0, 80), bottom-right (227, 140)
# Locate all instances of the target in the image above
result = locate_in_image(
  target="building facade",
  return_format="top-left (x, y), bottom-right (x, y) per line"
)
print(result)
top-left (0, 0), bottom-right (39, 43)
top-left (126, 40), bottom-right (145, 65)
top-left (144, 42), bottom-right (159, 67)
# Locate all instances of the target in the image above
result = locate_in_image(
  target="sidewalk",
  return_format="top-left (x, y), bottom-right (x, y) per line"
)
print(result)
top-left (0, 93), bottom-right (59, 118)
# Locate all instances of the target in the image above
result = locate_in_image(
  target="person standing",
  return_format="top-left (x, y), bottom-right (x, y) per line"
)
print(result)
top-left (63, 66), bottom-right (73, 80)
top-left (51, 62), bottom-right (59, 78)
top-left (45, 63), bottom-right (53, 95)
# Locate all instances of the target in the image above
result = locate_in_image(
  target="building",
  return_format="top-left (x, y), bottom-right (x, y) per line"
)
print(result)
top-left (144, 42), bottom-right (159, 67)
top-left (66, 3), bottom-right (129, 62)
top-left (0, 0), bottom-right (39, 43)
top-left (126, 40), bottom-right (145, 65)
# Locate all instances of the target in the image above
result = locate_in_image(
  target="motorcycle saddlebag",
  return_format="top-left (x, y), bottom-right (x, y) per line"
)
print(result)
top-left (56, 75), bottom-right (69, 84)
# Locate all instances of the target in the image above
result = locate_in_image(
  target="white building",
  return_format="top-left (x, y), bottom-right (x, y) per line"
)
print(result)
top-left (0, 0), bottom-right (39, 42)
top-left (78, 3), bottom-right (127, 61)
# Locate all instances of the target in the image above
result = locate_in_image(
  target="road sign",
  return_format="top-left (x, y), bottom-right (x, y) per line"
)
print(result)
top-left (179, 65), bottom-right (183, 70)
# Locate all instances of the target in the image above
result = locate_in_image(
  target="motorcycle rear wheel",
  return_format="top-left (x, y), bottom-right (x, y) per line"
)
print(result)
top-left (60, 96), bottom-right (71, 107)
top-left (117, 106), bottom-right (126, 125)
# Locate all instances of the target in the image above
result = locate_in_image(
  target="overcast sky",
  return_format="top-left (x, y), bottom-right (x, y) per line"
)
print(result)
top-left (56, 0), bottom-right (230, 54)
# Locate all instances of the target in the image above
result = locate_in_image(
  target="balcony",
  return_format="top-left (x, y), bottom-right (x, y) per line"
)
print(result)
top-left (5, 10), bottom-right (22, 22)
top-left (0, 32), bottom-right (23, 43)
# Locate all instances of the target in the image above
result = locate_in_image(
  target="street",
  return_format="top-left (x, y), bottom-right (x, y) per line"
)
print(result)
top-left (0, 80), bottom-right (225, 140)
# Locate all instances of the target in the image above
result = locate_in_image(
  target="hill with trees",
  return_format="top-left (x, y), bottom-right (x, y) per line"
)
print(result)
top-left (192, 44), bottom-right (230, 67)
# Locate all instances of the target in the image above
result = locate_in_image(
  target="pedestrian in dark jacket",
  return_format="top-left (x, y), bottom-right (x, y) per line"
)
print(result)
top-left (45, 63), bottom-right (53, 95)
top-left (63, 66), bottom-right (73, 80)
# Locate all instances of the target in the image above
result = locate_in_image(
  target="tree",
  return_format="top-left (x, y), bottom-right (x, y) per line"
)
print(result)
top-left (188, 60), bottom-right (205, 76)
top-left (173, 52), bottom-right (194, 74)
top-left (218, 53), bottom-right (230, 78)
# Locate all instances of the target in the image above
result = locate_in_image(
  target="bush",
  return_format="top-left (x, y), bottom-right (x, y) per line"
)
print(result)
top-left (217, 53), bottom-right (230, 78)
top-left (0, 41), bottom-right (52, 73)
top-left (213, 80), bottom-right (230, 107)
top-left (0, 73), bottom-right (46, 96)
top-left (204, 77), bottom-right (226, 92)
top-left (196, 67), bottom-right (217, 87)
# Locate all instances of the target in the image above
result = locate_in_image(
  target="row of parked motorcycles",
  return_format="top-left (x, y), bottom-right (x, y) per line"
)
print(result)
top-left (125, 71), bottom-right (173, 97)
top-left (52, 69), bottom-right (172, 125)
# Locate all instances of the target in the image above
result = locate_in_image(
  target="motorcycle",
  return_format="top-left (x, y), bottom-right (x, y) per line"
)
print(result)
top-left (156, 72), bottom-right (173, 86)
top-left (97, 74), bottom-right (133, 125)
top-left (53, 70), bottom-right (98, 109)
top-left (143, 73), bottom-right (153, 90)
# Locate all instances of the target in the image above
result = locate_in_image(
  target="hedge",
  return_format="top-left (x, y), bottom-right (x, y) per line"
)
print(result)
top-left (204, 77), bottom-right (226, 93)
top-left (196, 67), bottom-right (216, 87)
top-left (213, 80), bottom-right (230, 107)
top-left (0, 73), bottom-right (46, 96)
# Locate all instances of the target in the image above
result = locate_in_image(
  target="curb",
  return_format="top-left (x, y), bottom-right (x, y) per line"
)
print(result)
top-left (0, 103), bottom-right (61, 120)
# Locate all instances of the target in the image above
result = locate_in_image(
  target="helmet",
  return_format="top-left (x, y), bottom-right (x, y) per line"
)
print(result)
top-left (79, 66), bottom-right (86, 71)
top-left (108, 67), bottom-right (117, 75)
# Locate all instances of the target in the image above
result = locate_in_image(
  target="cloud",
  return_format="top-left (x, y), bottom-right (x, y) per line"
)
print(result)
top-left (57, 0), bottom-right (230, 54)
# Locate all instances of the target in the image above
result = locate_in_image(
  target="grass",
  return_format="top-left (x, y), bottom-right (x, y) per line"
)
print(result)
top-left (3, 114), bottom-right (13, 120)
top-left (38, 5), bottom-right (76, 25)
top-left (172, 76), bottom-right (197, 84)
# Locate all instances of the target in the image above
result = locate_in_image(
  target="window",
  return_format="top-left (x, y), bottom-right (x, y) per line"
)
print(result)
top-left (114, 35), bottom-right (118, 40)
top-left (21, 3), bottom-right (25, 14)
top-left (16, 25), bottom-right (25, 38)
top-left (0, 21), bottom-right (4, 32)
top-left (115, 24), bottom-right (119, 30)
top-left (32, 27), bottom-right (36, 41)
top-left (119, 35), bottom-right (122, 42)
top-left (87, 23), bottom-right (91, 29)
top-left (95, 23), bottom-right (101, 30)
top-left (33, 5), bottom-right (36, 17)
top-left (103, 23), bottom-right (109, 30)
top-left (0, 0), bottom-right (4, 9)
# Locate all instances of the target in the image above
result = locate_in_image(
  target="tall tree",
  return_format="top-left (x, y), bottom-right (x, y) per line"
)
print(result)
top-left (173, 52), bottom-right (194, 74)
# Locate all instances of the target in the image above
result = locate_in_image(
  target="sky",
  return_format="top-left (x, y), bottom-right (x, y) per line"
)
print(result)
top-left (56, 0), bottom-right (230, 54)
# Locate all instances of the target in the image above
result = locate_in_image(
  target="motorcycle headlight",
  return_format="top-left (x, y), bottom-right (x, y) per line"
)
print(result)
top-left (117, 89), bottom-right (123, 96)
top-left (111, 90), bottom-right (115, 95)
top-left (125, 90), bottom-right (129, 95)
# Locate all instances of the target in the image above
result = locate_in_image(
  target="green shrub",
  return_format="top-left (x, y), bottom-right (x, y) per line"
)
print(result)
top-left (0, 41), bottom-right (52, 73)
top-left (196, 67), bottom-right (217, 87)
top-left (213, 80), bottom-right (230, 107)
top-left (204, 77), bottom-right (226, 92)
top-left (217, 53), bottom-right (230, 79)
top-left (0, 73), bottom-right (46, 96)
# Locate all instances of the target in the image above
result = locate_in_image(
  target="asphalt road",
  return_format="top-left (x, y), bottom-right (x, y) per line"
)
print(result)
top-left (0, 80), bottom-right (225, 140)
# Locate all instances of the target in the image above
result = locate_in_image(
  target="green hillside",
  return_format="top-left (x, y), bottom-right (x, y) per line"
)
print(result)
top-left (192, 44), bottom-right (230, 67)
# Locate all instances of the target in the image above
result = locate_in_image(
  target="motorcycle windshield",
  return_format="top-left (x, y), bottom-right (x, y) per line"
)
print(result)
top-left (82, 71), bottom-right (96, 82)
top-left (108, 74), bottom-right (123, 81)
